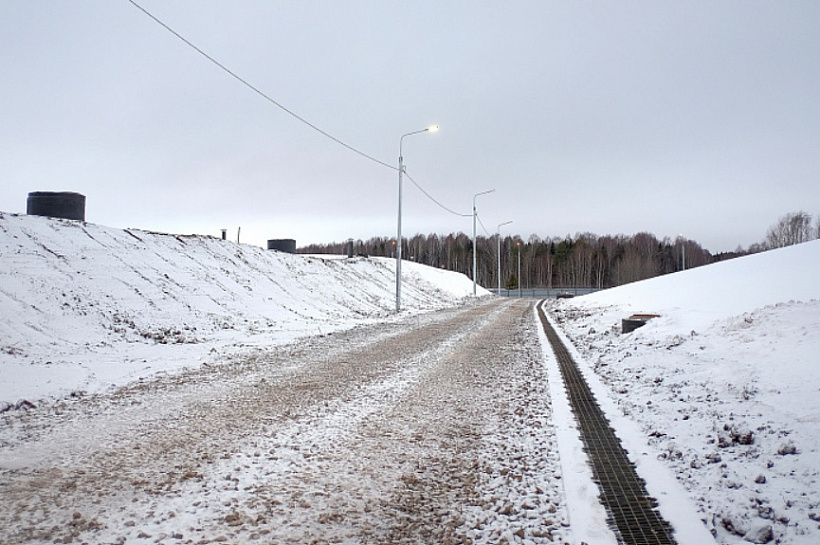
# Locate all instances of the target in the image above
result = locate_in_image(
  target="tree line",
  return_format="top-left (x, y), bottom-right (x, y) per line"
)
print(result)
top-left (759, 211), bottom-right (820, 250)
top-left (300, 231), bottom-right (713, 290)
top-left (299, 212), bottom-right (819, 290)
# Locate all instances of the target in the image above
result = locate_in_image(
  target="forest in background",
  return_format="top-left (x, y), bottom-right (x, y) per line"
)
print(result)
top-left (299, 212), bottom-right (819, 290)
top-left (301, 232), bottom-right (713, 290)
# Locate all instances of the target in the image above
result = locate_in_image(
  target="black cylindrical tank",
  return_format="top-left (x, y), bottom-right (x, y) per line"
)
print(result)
top-left (27, 191), bottom-right (86, 221)
top-left (267, 239), bottom-right (296, 253)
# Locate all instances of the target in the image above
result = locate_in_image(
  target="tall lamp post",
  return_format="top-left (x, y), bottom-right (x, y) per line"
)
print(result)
top-left (472, 189), bottom-right (495, 295)
top-left (497, 220), bottom-right (513, 295)
top-left (517, 241), bottom-right (522, 298)
top-left (396, 125), bottom-right (438, 312)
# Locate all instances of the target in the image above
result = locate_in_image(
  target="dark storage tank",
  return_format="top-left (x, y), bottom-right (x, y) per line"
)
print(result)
top-left (267, 239), bottom-right (296, 253)
top-left (27, 191), bottom-right (86, 221)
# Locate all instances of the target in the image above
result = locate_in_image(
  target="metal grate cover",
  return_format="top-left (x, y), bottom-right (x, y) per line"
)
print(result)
top-left (538, 303), bottom-right (677, 545)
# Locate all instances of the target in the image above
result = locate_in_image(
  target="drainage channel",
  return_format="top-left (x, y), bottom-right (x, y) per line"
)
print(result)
top-left (537, 303), bottom-right (677, 545)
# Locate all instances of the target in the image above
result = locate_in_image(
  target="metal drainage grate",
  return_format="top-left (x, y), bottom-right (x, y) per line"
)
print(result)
top-left (537, 303), bottom-right (676, 545)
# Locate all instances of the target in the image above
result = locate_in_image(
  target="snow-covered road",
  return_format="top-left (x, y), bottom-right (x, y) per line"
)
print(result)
top-left (0, 299), bottom-right (568, 544)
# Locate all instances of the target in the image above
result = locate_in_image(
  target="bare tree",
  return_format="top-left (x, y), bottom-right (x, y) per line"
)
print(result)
top-left (765, 211), bottom-right (814, 249)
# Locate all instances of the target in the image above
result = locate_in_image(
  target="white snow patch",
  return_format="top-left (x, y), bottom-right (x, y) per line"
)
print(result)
top-left (0, 212), bottom-right (488, 406)
top-left (553, 240), bottom-right (820, 544)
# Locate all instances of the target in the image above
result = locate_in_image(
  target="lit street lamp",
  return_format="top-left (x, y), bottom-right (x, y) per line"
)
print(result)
top-left (497, 220), bottom-right (512, 294)
top-left (472, 189), bottom-right (495, 295)
top-left (396, 125), bottom-right (438, 312)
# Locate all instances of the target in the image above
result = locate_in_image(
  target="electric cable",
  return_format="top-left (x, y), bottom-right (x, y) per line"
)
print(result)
top-left (127, 0), bottom-right (395, 170)
top-left (475, 212), bottom-right (492, 237)
top-left (403, 171), bottom-right (471, 217)
top-left (127, 1), bottom-right (472, 224)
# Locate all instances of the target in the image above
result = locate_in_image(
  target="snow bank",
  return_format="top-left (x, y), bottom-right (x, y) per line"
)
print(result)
top-left (0, 212), bottom-right (487, 405)
top-left (555, 240), bottom-right (820, 544)
top-left (576, 239), bottom-right (820, 333)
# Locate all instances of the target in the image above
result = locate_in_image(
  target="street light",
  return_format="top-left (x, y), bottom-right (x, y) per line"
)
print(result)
top-left (396, 124), bottom-right (438, 312)
top-left (517, 241), bottom-right (522, 298)
top-left (472, 189), bottom-right (495, 295)
top-left (676, 234), bottom-right (687, 271)
top-left (497, 220), bottom-right (512, 295)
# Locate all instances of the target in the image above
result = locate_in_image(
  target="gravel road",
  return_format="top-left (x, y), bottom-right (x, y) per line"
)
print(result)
top-left (0, 299), bottom-right (566, 545)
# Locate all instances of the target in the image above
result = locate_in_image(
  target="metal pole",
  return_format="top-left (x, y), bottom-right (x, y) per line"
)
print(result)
top-left (396, 153), bottom-right (403, 312)
top-left (472, 189), bottom-right (494, 295)
top-left (497, 231), bottom-right (501, 294)
top-left (497, 220), bottom-right (512, 295)
top-left (473, 202), bottom-right (477, 296)
top-left (518, 243), bottom-right (521, 298)
top-left (396, 126), bottom-right (438, 312)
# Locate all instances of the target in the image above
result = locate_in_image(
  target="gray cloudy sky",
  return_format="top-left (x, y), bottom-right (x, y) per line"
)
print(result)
top-left (2, 1), bottom-right (819, 253)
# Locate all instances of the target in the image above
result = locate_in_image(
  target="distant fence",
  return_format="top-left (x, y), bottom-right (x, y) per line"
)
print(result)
top-left (489, 287), bottom-right (604, 298)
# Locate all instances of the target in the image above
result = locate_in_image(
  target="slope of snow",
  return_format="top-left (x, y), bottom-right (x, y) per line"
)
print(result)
top-left (554, 240), bottom-right (820, 544)
top-left (578, 240), bottom-right (819, 333)
top-left (3, 211), bottom-right (819, 544)
top-left (0, 212), bottom-right (487, 406)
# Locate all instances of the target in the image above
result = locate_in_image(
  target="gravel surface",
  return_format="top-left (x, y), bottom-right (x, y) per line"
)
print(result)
top-left (0, 299), bottom-right (567, 544)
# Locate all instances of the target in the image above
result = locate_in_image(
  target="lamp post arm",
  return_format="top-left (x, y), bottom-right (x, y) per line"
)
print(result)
top-left (400, 125), bottom-right (438, 161)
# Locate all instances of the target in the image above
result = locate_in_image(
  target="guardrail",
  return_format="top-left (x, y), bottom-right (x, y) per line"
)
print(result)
top-left (489, 287), bottom-right (604, 298)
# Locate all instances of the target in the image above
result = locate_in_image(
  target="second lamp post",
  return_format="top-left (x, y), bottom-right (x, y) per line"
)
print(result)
top-left (396, 125), bottom-right (438, 312)
top-left (497, 220), bottom-right (513, 294)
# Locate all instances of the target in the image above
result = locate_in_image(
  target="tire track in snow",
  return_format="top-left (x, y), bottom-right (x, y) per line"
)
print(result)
top-left (0, 299), bottom-right (566, 544)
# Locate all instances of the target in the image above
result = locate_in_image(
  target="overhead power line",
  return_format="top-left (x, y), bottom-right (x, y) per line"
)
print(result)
top-left (127, 0), bottom-right (470, 222)
top-left (403, 171), bottom-right (471, 218)
top-left (476, 212), bottom-right (492, 237)
top-left (126, 0), bottom-right (394, 170)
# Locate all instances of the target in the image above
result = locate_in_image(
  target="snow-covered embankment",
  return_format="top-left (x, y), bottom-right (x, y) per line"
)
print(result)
top-left (0, 212), bottom-right (484, 405)
top-left (553, 240), bottom-right (820, 544)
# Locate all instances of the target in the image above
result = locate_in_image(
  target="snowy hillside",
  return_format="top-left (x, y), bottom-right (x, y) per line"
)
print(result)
top-left (3, 211), bottom-right (818, 543)
top-left (553, 240), bottom-right (820, 544)
top-left (0, 212), bottom-right (486, 406)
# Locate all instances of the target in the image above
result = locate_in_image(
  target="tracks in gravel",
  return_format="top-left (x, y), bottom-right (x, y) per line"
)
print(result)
top-left (0, 299), bottom-right (565, 544)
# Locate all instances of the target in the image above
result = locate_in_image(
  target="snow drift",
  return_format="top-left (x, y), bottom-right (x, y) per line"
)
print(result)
top-left (0, 212), bottom-right (486, 405)
top-left (554, 240), bottom-right (820, 544)
top-left (575, 239), bottom-right (820, 333)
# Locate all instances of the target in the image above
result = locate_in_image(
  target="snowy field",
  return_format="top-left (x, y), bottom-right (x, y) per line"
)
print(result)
top-left (552, 240), bottom-right (820, 544)
top-left (1, 212), bottom-right (818, 545)
top-left (0, 212), bottom-right (485, 407)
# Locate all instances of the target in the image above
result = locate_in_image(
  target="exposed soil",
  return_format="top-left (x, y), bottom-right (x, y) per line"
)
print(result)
top-left (0, 299), bottom-right (566, 544)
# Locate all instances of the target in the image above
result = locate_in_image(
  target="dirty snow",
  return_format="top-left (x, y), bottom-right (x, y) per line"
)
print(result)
top-left (1, 212), bottom-right (819, 545)
top-left (1, 295), bottom-right (568, 544)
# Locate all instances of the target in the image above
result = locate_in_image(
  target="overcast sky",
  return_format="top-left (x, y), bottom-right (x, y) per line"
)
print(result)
top-left (2, 1), bottom-right (819, 253)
